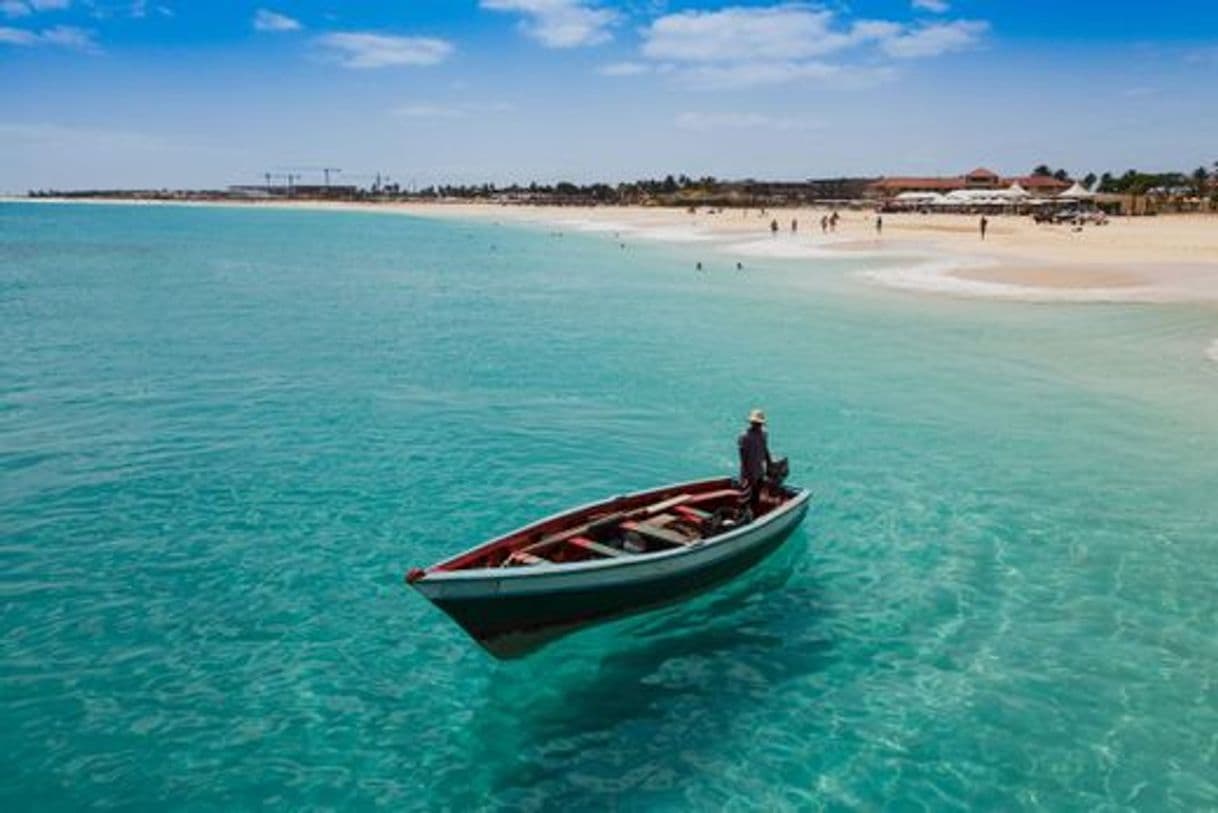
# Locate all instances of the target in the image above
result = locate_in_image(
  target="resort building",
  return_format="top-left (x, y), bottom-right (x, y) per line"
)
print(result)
top-left (867, 168), bottom-right (1071, 200)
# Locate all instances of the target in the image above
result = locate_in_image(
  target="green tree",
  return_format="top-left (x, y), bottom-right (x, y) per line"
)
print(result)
top-left (1052, 168), bottom-right (1070, 182)
top-left (1193, 166), bottom-right (1210, 197)
top-left (1032, 164), bottom-right (1053, 177)
top-left (1083, 172), bottom-right (1097, 189)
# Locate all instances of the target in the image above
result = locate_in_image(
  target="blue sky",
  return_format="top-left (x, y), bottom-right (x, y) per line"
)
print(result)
top-left (2, 1), bottom-right (1216, 191)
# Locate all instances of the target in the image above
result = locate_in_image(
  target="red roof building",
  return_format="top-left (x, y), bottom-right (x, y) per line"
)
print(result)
top-left (867, 169), bottom-right (1071, 199)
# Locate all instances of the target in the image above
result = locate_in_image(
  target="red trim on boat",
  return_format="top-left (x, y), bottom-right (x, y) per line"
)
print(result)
top-left (427, 478), bottom-right (736, 573)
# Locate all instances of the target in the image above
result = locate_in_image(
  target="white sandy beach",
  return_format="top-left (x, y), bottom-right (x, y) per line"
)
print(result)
top-left (372, 202), bottom-right (1218, 305)
top-left (10, 196), bottom-right (1218, 306)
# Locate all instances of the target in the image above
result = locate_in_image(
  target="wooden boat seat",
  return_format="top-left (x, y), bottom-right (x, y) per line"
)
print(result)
top-left (621, 520), bottom-right (694, 547)
top-left (504, 551), bottom-right (545, 567)
top-left (674, 505), bottom-right (712, 522)
top-left (640, 494), bottom-right (692, 516)
top-left (516, 495), bottom-right (693, 555)
top-left (512, 494), bottom-right (702, 560)
top-left (568, 536), bottom-right (626, 558)
top-left (517, 512), bottom-right (626, 558)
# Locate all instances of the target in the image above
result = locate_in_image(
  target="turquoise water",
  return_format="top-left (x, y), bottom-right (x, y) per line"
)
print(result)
top-left (2, 202), bottom-right (1217, 810)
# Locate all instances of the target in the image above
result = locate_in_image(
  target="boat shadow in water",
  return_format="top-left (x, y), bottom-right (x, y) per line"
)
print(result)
top-left (434, 532), bottom-right (837, 807)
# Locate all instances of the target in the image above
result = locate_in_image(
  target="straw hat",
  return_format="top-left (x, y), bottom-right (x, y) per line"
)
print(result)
top-left (748, 408), bottom-right (766, 425)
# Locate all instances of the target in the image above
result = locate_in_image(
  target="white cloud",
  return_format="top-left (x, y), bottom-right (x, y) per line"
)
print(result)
top-left (675, 111), bottom-right (823, 132)
top-left (0, 24), bottom-right (35, 41)
top-left (851, 19), bottom-right (903, 41)
top-left (80, 0), bottom-right (158, 19)
top-left (678, 61), bottom-right (895, 90)
top-left (40, 22), bottom-right (91, 46)
top-left (2, 0), bottom-right (69, 16)
top-left (0, 23), bottom-right (97, 50)
top-left (480, 0), bottom-right (615, 48)
top-left (879, 20), bottom-right (987, 58)
top-left (641, 5), bottom-right (856, 62)
top-left (634, 5), bottom-right (984, 88)
top-left (316, 32), bottom-right (453, 68)
top-left (254, 8), bottom-right (301, 32)
top-left (678, 60), bottom-right (842, 89)
top-left (912, 0), bottom-right (949, 12)
top-left (598, 60), bottom-right (648, 76)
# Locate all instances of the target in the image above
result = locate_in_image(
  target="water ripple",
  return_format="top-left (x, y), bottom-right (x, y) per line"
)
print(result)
top-left (2, 202), bottom-right (1217, 810)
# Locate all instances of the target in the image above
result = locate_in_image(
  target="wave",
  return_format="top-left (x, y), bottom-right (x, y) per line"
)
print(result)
top-left (861, 256), bottom-right (1158, 304)
top-left (551, 218), bottom-right (633, 234)
top-left (719, 236), bottom-right (877, 260)
top-left (549, 217), bottom-right (716, 243)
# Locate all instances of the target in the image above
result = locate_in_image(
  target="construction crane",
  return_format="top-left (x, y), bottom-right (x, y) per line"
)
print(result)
top-left (262, 172), bottom-right (298, 195)
top-left (322, 168), bottom-right (342, 187)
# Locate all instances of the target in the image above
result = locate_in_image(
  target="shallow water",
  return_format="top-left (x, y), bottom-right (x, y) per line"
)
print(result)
top-left (2, 202), bottom-right (1217, 809)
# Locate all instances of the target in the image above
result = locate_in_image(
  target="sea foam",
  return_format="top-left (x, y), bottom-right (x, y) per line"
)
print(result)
top-left (862, 257), bottom-right (1156, 304)
top-left (720, 236), bottom-right (872, 260)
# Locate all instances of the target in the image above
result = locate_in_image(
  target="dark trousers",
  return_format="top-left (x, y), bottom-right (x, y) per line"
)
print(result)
top-left (745, 477), bottom-right (764, 516)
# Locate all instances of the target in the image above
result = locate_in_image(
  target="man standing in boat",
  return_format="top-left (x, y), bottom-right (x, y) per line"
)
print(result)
top-left (738, 409), bottom-right (773, 517)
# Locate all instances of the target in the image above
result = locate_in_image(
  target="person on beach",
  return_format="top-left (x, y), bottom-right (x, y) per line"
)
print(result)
top-left (830, 211), bottom-right (839, 232)
top-left (770, 218), bottom-right (779, 235)
top-left (980, 216), bottom-right (988, 240)
top-left (821, 215), bottom-right (829, 234)
top-left (738, 409), bottom-right (773, 518)
top-left (875, 215), bottom-right (883, 236)
top-left (791, 219), bottom-right (798, 233)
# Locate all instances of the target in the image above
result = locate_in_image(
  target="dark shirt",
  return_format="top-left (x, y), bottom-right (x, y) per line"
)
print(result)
top-left (737, 426), bottom-right (771, 485)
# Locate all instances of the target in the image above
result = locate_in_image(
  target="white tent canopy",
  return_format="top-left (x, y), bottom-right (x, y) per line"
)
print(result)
top-left (945, 189), bottom-right (988, 201)
top-left (1006, 182), bottom-right (1030, 198)
top-left (943, 189), bottom-right (1021, 204)
top-left (1058, 181), bottom-right (1094, 199)
top-left (894, 191), bottom-right (946, 202)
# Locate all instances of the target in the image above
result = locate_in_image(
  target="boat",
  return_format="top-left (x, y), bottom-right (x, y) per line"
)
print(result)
top-left (405, 474), bottom-right (811, 657)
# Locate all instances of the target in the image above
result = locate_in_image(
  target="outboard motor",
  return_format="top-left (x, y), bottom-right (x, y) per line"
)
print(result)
top-left (765, 457), bottom-right (789, 487)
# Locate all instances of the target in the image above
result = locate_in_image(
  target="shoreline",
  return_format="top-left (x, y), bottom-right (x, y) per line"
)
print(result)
top-left (6, 196), bottom-right (1218, 306)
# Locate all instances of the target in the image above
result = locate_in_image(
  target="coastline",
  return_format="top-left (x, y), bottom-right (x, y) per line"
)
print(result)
top-left (6, 196), bottom-right (1218, 306)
